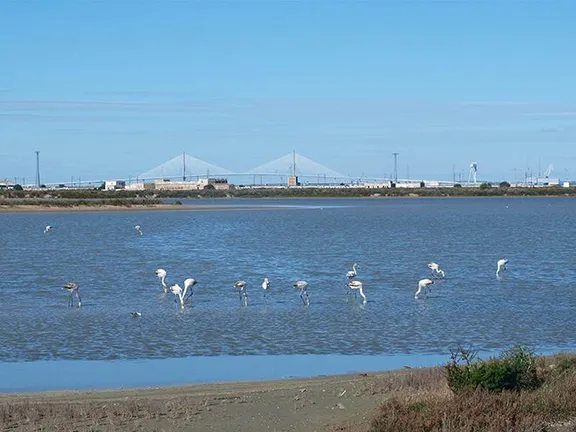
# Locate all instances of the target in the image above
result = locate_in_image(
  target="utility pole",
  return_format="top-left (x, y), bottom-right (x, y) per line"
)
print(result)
top-left (35, 151), bottom-right (40, 187)
top-left (392, 152), bottom-right (399, 183)
top-left (183, 151), bottom-right (186, 181)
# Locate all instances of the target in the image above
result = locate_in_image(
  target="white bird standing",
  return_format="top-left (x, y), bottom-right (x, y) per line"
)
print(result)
top-left (294, 281), bottom-right (310, 306)
top-left (63, 282), bottom-right (81, 307)
top-left (496, 259), bottom-right (509, 276)
top-left (415, 279), bottom-right (434, 300)
top-left (262, 278), bottom-right (270, 299)
top-left (155, 269), bottom-right (169, 292)
top-left (169, 278), bottom-right (198, 307)
top-left (234, 280), bottom-right (248, 306)
top-left (134, 225), bottom-right (143, 236)
top-left (346, 263), bottom-right (359, 280)
top-left (427, 262), bottom-right (445, 279)
top-left (44, 225), bottom-right (52, 234)
top-left (347, 280), bottom-right (367, 303)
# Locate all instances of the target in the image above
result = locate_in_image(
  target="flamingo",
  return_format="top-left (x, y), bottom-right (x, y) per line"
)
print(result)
top-left (234, 280), bottom-right (248, 306)
top-left (262, 278), bottom-right (270, 299)
top-left (44, 225), bottom-right (52, 234)
top-left (347, 280), bottom-right (367, 303)
top-left (63, 282), bottom-right (81, 307)
top-left (155, 269), bottom-right (168, 292)
top-left (169, 278), bottom-right (198, 307)
top-left (134, 225), bottom-right (143, 236)
top-left (496, 259), bottom-right (508, 276)
top-left (294, 281), bottom-right (310, 305)
top-left (346, 263), bottom-right (359, 280)
top-left (428, 262), bottom-right (445, 279)
top-left (415, 279), bottom-right (434, 299)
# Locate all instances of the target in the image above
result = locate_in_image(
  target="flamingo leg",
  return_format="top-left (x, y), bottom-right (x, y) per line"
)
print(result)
top-left (303, 289), bottom-right (310, 306)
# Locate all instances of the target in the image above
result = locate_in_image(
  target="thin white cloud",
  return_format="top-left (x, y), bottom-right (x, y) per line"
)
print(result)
top-left (523, 112), bottom-right (576, 118)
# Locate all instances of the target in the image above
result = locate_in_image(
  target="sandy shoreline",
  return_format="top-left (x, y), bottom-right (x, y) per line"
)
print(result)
top-left (0, 204), bottom-right (285, 213)
top-left (0, 370), bottom-right (408, 431)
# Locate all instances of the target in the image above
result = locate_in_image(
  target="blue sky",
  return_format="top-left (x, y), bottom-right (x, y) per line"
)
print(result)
top-left (1, 0), bottom-right (575, 184)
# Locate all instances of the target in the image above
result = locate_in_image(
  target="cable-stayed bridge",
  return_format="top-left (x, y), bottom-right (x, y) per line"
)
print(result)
top-left (135, 152), bottom-right (352, 185)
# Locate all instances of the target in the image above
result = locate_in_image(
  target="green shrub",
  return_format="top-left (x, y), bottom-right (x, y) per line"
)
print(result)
top-left (479, 182), bottom-right (492, 189)
top-left (446, 346), bottom-right (541, 394)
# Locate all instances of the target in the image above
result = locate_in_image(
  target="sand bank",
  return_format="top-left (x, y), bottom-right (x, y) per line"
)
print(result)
top-left (0, 370), bottom-right (411, 431)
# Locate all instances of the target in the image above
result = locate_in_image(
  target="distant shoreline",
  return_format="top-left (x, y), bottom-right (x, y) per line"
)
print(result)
top-left (0, 193), bottom-right (573, 213)
top-left (0, 204), bottom-right (280, 213)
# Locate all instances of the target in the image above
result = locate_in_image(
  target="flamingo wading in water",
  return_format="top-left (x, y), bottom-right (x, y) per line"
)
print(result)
top-left (44, 225), bottom-right (52, 234)
top-left (169, 278), bottom-right (198, 307)
top-left (294, 281), bottom-right (310, 306)
top-left (234, 280), bottom-right (248, 306)
top-left (262, 278), bottom-right (270, 299)
top-left (346, 263), bottom-right (359, 280)
top-left (415, 279), bottom-right (434, 299)
top-left (496, 259), bottom-right (509, 276)
top-left (347, 280), bottom-right (367, 303)
top-left (134, 225), bottom-right (143, 236)
top-left (63, 283), bottom-right (81, 307)
top-left (155, 269), bottom-right (169, 292)
top-left (427, 262), bottom-right (445, 279)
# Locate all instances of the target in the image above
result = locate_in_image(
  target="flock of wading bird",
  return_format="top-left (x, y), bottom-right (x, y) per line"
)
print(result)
top-left (48, 225), bottom-right (510, 311)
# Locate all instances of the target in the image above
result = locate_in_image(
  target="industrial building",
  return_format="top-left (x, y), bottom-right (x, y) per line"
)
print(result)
top-left (143, 178), bottom-right (230, 191)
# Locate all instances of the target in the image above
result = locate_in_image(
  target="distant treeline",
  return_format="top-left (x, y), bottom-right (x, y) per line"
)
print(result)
top-left (0, 185), bottom-right (575, 203)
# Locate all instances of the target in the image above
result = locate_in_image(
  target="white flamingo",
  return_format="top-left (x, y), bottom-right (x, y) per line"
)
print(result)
top-left (44, 225), bottom-right (52, 234)
top-left (234, 280), bottom-right (248, 306)
top-left (427, 262), bottom-right (445, 279)
top-left (294, 280), bottom-right (310, 305)
top-left (346, 263), bottom-right (359, 280)
top-left (347, 280), bottom-right (367, 303)
top-left (63, 282), bottom-right (81, 307)
top-left (155, 269), bottom-right (169, 292)
top-left (169, 278), bottom-right (198, 307)
top-left (134, 225), bottom-right (143, 236)
top-left (415, 278), bottom-right (434, 299)
top-left (262, 278), bottom-right (270, 299)
top-left (496, 259), bottom-right (508, 276)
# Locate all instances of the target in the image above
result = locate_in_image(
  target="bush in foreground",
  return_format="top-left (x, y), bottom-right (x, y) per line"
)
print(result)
top-left (446, 345), bottom-right (541, 393)
top-left (370, 349), bottom-right (576, 432)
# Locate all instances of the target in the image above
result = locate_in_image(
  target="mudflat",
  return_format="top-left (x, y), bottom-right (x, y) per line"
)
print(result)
top-left (0, 370), bottom-right (418, 432)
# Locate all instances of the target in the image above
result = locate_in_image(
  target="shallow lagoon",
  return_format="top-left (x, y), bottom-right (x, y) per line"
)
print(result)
top-left (1, 197), bottom-right (575, 391)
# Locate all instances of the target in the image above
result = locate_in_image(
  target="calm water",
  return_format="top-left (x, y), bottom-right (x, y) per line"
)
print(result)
top-left (1, 197), bottom-right (575, 390)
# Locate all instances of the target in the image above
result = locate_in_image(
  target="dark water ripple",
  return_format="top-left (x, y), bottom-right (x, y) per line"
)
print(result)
top-left (0, 197), bottom-right (575, 362)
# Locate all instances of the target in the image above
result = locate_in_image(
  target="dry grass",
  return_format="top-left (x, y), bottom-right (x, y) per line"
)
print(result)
top-left (369, 354), bottom-right (576, 432)
top-left (0, 395), bottom-right (209, 431)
